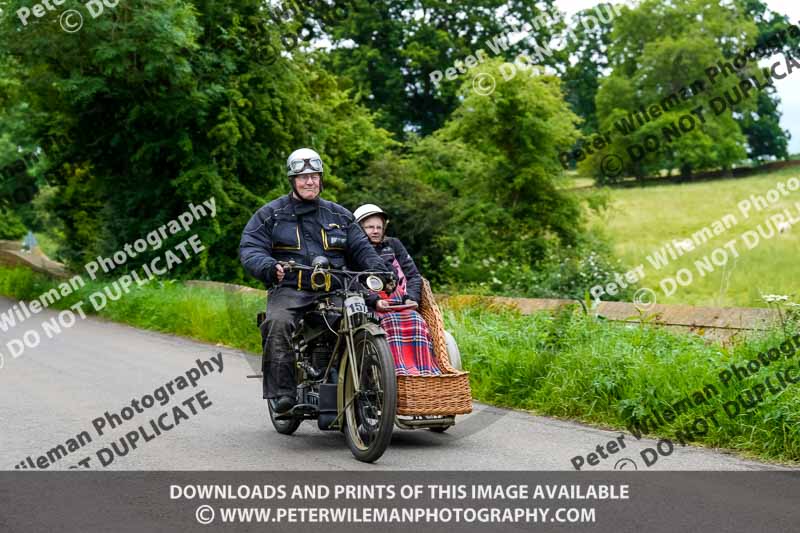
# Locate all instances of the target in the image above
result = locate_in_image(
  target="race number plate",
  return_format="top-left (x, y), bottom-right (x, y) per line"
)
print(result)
top-left (344, 295), bottom-right (368, 318)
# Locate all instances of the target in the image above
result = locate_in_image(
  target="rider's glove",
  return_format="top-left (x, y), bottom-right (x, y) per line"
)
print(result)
top-left (382, 272), bottom-right (397, 293)
top-left (264, 262), bottom-right (282, 285)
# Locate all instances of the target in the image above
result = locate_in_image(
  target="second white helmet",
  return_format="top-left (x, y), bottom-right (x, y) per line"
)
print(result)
top-left (353, 204), bottom-right (387, 224)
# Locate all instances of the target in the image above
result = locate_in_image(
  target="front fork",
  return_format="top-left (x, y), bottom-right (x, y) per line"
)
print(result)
top-left (332, 317), bottom-right (385, 430)
top-left (343, 311), bottom-right (361, 393)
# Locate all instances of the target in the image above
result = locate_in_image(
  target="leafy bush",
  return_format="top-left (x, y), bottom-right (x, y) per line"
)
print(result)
top-left (0, 206), bottom-right (26, 240)
top-left (437, 231), bottom-right (635, 301)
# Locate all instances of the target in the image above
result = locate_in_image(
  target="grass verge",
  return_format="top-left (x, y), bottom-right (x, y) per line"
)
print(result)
top-left (1, 266), bottom-right (798, 463)
top-left (588, 167), bottom-right (800, 307)
top-left (0, 266), bottom-right (264, 353)
top-left (445, 299), bottom-right (800, 464)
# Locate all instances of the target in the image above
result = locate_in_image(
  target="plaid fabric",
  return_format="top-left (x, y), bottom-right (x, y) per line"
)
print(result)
top-left (377, 308), bottom-right (441, 376)
top-left (375, 256), bottom-right (440, 376)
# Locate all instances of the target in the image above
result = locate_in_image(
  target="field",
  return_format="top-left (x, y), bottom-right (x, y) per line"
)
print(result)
top-left (587, 168), bottom-right (800, 307)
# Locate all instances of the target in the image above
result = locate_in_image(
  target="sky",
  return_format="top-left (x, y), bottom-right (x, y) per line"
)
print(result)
top-left (554, 0), bottom-right (800, 155)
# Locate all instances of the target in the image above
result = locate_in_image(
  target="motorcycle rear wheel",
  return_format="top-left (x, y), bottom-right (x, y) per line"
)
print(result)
top-left (343, 330), bottom-right (397, 463)
top-left (267, 399), bottom-right (302, 435)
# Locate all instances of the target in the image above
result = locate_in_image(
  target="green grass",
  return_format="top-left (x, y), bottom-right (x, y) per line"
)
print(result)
top-left (0, 266), bottom-right (265, 353)
top-left (568, 177), bottom-right (596, 189)
top-left (445, 300), bottom-right (800, 463)
top-left (589, 167), bottom-right (800, 307)
top-left (1, 265), bottom-right (799, 464)
top-left (557, 171), bottom-right (596, 189)
top-left (34, 233), bottom-right (63, 261)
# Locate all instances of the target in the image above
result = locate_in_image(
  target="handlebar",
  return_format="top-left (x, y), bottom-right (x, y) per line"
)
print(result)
top-left (277, 260), bottom-right (392, 278)
top-left (277, 260), bottom-right (395, 293)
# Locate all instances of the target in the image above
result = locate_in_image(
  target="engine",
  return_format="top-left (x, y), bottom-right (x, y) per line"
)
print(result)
top-left (311, 341), bottom-right (333, 375)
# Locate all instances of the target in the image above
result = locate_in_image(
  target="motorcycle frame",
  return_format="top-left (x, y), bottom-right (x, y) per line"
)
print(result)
top-left (273, 260), bottom-right (453, 433)
top-left (280, 261), bottom-right (392, 431)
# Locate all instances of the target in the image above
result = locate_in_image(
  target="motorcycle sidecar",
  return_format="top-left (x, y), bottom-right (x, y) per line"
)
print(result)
top-left (393, 278), bottom-right (472, 433)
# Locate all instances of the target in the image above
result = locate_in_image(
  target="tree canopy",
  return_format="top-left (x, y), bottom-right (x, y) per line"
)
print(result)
top-left (0, 0), bottom-right (796, 298)
top-left (576, 0), bottom-right (795, 182)
top-left (307, 0), bottom-right (565, 136)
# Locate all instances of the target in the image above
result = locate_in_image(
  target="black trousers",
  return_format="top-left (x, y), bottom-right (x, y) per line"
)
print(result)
top-left (259, 287), bottom-right (318, 399)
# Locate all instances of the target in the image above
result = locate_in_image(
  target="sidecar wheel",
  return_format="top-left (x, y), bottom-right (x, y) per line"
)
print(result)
top-left (443, 330), bottom-right (462, 371)
top-left (267, 400), bottom-right (302, 435)
top-left (343, 330), bottom-right (397, 463)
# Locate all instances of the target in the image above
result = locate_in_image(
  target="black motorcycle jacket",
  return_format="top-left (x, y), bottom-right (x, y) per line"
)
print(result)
top-left (239, 194), bottom-right (387, 290)
top-left (373, 237), bottom-right (423, 304)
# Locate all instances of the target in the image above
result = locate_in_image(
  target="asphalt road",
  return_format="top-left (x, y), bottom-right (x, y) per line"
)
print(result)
top-left (0, 296), bottom-right (790, 471)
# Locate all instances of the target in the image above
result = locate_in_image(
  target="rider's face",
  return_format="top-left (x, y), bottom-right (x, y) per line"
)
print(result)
top-left (293, 173), bottom-right (321, 200)
top-left (361, 215), bottom-right (385, 244)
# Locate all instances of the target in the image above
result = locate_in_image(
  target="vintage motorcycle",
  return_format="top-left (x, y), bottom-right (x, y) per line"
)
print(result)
top-left (259, 258), bottom-right (400, 463)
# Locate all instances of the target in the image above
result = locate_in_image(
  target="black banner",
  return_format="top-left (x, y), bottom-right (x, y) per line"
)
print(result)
top-left (0, 471), bottom-right (797, 532)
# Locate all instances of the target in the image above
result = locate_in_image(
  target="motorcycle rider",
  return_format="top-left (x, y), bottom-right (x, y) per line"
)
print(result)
top-left (239, 148), bottom-right (389, 414)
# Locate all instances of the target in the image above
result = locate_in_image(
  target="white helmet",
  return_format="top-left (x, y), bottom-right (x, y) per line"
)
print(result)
top-left (354, 204), bottom-right (388, 224)
top-left (286, 147), bottom-right (323, 177)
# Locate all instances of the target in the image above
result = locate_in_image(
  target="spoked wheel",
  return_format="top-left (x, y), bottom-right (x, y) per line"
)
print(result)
top-left (267, 399), bottom-right (302, 435)
top-left (343, 330), bottom-right (397, 463)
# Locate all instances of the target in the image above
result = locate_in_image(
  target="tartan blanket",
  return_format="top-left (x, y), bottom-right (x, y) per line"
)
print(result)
top-left (377, 309), bottom-right (441, 376)
top-left (372, 256), bottom-right (441, 376)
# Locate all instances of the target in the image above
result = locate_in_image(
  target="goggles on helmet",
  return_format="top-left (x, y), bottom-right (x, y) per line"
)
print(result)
top-left (289, 157), bottom-right (323, 174)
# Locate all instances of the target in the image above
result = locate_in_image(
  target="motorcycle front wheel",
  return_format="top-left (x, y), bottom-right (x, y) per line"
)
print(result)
top-left (343, 330), bottom-right (397, 463)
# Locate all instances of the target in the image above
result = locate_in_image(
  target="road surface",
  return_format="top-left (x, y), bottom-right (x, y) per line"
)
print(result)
top-left (0, 296), bottom-right (789, 471)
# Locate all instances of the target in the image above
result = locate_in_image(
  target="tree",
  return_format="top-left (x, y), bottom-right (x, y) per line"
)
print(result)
top-left (302, 0), bottom-right (564, 137)
top-left (740, 91), bottom-right (789, 163)
top-left (0, 0), bottom-right (394, 282)
top-left (409, 58), bottom-right (583, 280)
top-left (735, 0), bottom-right (795, 161)
top-left (0, 52), bottom-right (49, 240)
top-left (582, 0), bottom-right (760, 180)
top-left (561, 3), bottom-right (615, 135)
top-left (337, 152), bottom-right (453, 278)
